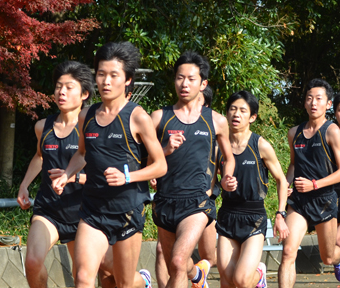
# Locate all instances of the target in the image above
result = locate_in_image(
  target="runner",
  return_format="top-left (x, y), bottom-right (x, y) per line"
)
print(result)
top-left (151, 51), bottom-right (236, 288)
top-left (154, 84), bottom-right (219, 288)
top-left (17, 61), bottom-right (92, 288)
top-left (278, 79), bottom-right (340, 287)
top-left (332, 93), bottom-right (340, 262)
top-left (52, 41), bottom-right (167, 288)
top-left (216, 90), bottom-right (289, 288)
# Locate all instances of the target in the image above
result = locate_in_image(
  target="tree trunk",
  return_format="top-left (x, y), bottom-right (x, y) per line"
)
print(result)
top-left (0, 107), bottom-right (15, 187)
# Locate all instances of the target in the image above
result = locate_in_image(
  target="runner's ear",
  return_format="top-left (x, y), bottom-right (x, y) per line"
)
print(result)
top-left (200, 79), bottom-right (208, 92)
top-left (249, 114), bottom-right (257, 124)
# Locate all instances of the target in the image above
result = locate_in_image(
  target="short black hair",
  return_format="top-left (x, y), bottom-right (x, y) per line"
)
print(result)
top-left (203, 85), bottom-right (213, 107)
top-left (226, 90), bottom-right (259, 116)
top-left (306, 78), bottom-right (333, 101)
top-left (174, 51), bottom-right (210, 81)
top-left (94, 42), bottom-right (140, 82)
top-left (53, 61), bottom-right (94, 104)
top-left (333, 93), bottom-right (340, 116)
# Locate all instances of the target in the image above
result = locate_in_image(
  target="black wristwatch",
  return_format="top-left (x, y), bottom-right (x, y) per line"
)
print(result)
top-left (75, 172), bottom-right (80, 184)
top-left (276, 211), bottom-right (287, 218)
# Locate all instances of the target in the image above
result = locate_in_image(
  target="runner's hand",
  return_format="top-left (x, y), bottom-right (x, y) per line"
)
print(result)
top-left (49, 168), bottom-right (65, 180)
top-left (286, 181), bottom-right (293, 197)
top-left (164, 132), bottom-right (186, 156)
top-left (294, 177), bottom-right (313, 193)
top-left (51, 173), bottom-right (68, 195)
top-left (104, 167), bottom-right (126, 186)
top-left (274, 216), bottom-right (290, 243)
top-left (17, 186), bottom-right (31, 210)
top-left (221, 175), bottom-right (237, 192)
top-left (150, 179), bottom-right (157, 190)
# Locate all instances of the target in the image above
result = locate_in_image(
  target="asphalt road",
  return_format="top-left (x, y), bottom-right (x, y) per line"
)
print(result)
top-left (148, 273), bottom-right (340, 288)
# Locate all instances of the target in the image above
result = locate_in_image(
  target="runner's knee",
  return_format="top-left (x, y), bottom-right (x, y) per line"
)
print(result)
top-left (169, 255), bottom-right (187, 275)
top-left (233, 269), bottom-right (255, 288)
top-left (25, 252), bottom-right (45, 272)
top-left (320, 254), bottom-right (333, 265)
top-left (281, 244), bottom-right (299, 263)
top-left (76, 267), bottom-right (97, 286)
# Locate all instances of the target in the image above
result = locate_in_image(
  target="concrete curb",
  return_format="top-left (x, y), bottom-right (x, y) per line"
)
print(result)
top-left (0, 234), bottom-right (329, 288)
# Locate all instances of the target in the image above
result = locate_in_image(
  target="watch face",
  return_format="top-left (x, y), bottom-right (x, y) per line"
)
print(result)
top-left (277, 211), bottom-right (287, 218)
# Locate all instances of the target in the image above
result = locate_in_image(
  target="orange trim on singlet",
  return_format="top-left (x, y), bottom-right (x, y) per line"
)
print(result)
top-left (117, 114), bottom-right (141, 164)
top-left (74, 126), bottom-right (80, 137)
top-left (40, 129), bottom-right (53, 150)
top-left (247, 144), bottom-right (269, 187)
top-left (160, 114), bottom-right (176, 143)
top-left (293, 131), bottom-right (303, 146)
top-left (83, 117), bottom-right (95, 132)
top-left (318, 130), bottom-right (336, 165)
top-left (200, 114), bottom-right (215, 165)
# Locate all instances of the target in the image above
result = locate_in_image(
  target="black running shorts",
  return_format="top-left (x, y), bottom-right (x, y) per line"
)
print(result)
top-left (32, 211), bottom-right (78, 244)
top-left (288, 190), bottom-right (337, 226)
top-left (152, 194), bottom-right (216, 233)
top-left (216, 208), bottom-right (267, 244)
top-left (79, 203), bottom-right (146, 245)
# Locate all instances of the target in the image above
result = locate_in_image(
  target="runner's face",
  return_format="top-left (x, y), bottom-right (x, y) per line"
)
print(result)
top-left (96, 59), bottom-right (131, 101)
top-left (304, 87), bottom-right (331, 119)
top-left (227, 98), bottom-right (256, 131)
top-left (54, 74), bottom-right (87, 112)
top-left (175, 64), bottom-right (206, 103)
top-left (336, 103), bottom-right (340, 126)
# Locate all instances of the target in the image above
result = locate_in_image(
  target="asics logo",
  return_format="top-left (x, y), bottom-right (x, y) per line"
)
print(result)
top-left (121, 227), bottom-right (136, 237)
top-left (242, 160), bottom-right (255, 165)
top-left (194, 130), bottom-right (209, 136)
top-left (249, 229), bottom-right (262, 236)
top-left (108, 133), bottom-right (122, 139)
top-left (66, 144), bottom-right (78, 149)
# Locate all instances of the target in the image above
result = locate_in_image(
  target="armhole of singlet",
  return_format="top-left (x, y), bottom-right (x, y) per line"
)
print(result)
top-left (318, 122), bottom-right (336, 165)
top-left (117, 106), bottom-right (141, 165)
top-left (247, 135), bottom-right (269, 187)
top-left (40, 115), bottom-right (57, 150)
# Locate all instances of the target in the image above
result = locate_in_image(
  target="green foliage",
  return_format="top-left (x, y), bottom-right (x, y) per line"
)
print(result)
top-left (44, 0), bottom-right (292, 118)
top-left (208, 30), bottom-right (283, 115)
top-left (267, 0), bottom-right (340, 125)
top-left (0, 207), bottom-right (32, 242)
top-left (4, 0), bottom-right (315, 242)
top-left (143, 203), bottom-right (158, 241)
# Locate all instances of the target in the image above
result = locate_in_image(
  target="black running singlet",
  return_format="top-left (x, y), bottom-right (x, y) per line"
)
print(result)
top-left (34, 114), bottom-right (83, 224)
top-left (219, 133), bottom-right (269, 203)
top-left (293, 120), bottom-right (337, 195)
top-left (156, 106), bottom-right (216, 197)
top-left (81, 101), bottom-right (150, 214)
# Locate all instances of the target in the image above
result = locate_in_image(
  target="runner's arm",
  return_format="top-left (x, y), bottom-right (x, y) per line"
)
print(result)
top-left (213, 111), bottom-right (236, 191)
top-left (259, 137), bottom-right (289, 241)
top-left (17, 119), bottom-right (45, 209)
top-left (286, 126), bottom-right (297, 187)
